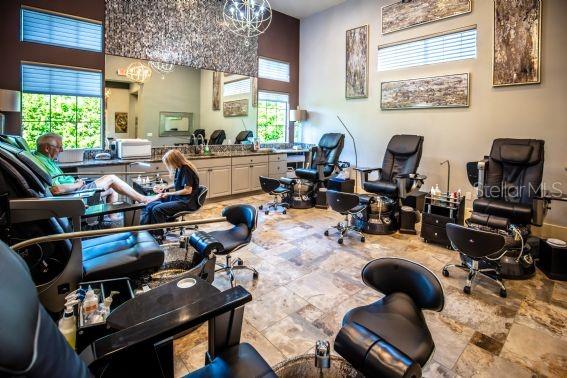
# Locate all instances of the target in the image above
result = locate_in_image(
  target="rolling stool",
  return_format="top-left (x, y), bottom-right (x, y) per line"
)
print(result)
top-left (443, 223), bottom-right (508, 297)
top-left (166, 186), bottom-right (208, 237)
top-left (258, 176), bottom-right (290, 215)
top-left (325, 190), bottom-right (366, 244)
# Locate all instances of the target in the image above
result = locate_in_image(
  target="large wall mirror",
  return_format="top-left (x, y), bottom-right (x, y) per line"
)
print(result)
top-left (104, 55), bottom-right (258, 147)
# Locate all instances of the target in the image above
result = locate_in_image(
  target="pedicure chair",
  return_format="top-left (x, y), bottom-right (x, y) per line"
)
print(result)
top-left (353, 135), bottom-right (426, 234)
top-left (280, 133), bottom-right (345, 209)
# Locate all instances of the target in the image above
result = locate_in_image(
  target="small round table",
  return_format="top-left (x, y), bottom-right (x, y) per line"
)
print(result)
top-left (272, 354), bottom-right (363, 378)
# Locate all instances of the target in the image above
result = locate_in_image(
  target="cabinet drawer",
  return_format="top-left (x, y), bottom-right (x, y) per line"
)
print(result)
top-left (420, 224), bottom-right (450, 247)
top-left (78, 165), bottom-right (127, 176)
top-left (269, 161), bottom-right (287, 175)
top-left (232, 155), bottom-right (268, 166)
top-left (269, 154), bottom-right (287, 162)
top-left (422, 213), bottom-right (454, 227)
top-left (192, 157), bottom-right (231, 169)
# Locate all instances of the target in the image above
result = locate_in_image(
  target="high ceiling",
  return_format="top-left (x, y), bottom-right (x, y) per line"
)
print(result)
top-left (269, 0), bottom-right (348, 19)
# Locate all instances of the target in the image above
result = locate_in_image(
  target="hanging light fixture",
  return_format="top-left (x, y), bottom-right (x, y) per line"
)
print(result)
top-left (125, 62), bottom-right (152, 83)
top-left (149, 61), bottom-right (175, 79)
top-left (223, 0), bottom-right (272, 45)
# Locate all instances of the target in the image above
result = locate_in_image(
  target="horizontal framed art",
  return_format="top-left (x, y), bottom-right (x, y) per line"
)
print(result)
top-left (380, 73), bottom-right (470, 110)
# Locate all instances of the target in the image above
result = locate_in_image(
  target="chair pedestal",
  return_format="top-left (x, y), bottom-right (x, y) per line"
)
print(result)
top-left (215, 253), bottom-right (259, 287)
top-left (325, 214), bottom-right (365, 245)
top-left (443, 255), bottom-right (507, 297)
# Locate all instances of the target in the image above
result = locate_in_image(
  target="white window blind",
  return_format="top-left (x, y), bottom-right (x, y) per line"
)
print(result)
top-left (223, 78), bottom-right (250, 97)
top-left (22, 64), bottom-right (102, 97)
top-left (258, 91), bottom-right (289, 103)
top-left (378, 28), bottom-right (477, 71)
top-left (21, 8), bottom-right (103, 52)
top-left (258, 57), bottom-right (290, 82)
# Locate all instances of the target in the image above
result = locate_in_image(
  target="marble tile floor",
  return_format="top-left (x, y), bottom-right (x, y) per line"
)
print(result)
top-left (171, 194), bottom-right (567, 377)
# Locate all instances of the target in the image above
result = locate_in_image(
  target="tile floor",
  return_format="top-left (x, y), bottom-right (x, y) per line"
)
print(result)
top-left (171, 194), bottom-right (567, 377)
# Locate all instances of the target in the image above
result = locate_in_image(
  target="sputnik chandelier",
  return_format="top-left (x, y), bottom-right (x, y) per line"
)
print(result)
top-left (223, 0), bottom-right (272, 45)
top-left (125, 62), bottom-right (152, 83)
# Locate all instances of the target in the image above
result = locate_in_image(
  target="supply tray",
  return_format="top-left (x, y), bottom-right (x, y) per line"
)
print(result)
top-left (423, 194), bottom-right (465, 219)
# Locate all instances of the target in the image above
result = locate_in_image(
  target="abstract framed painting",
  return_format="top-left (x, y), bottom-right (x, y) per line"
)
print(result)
top-left (223, 99), bottom-right (249, 117)
top-left (493, 0), bottom-right (542, 87)
top-left (212, 71), bottom-right (221, 111)
top-left (346, 25), bottom-right (369, 99)
top-left (380, 73), bottom-right (470, 110)
top-left (381, 0), bottom-right (472, 34)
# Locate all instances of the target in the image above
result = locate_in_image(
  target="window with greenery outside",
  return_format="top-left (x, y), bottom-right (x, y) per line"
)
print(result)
top-left (22, 93), bottom-right (102, 149)
top-left (257, 100), bottom-right (288, 143)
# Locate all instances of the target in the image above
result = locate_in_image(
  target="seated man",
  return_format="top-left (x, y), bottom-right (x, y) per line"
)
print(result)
top-left (34, 133), bottom-right (148, 205)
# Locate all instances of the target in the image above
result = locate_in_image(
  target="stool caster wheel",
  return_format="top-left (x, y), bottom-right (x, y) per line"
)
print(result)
top-left (324, 230), bottom-right (329, 236)
top-left (282, 210), bottom-right (287, 215)
top-left (361, 236), bottom-right (365, 242)
top-left (338, 238), bottom-right (343, 245)
top-left (499, 289), bottom-right (507, 298)
top-left (265, 210), bottom-right (269, 215)
top-left (236, 258), bottom-right (243, 266)
top-left (259, 205), bottom-right (263, 210)
top-left (442, 269), bottom-right (449, 277)
top-left (253, 271), bottom-right (259, 279)
top-left (463, 286), bottom-right (471, 295)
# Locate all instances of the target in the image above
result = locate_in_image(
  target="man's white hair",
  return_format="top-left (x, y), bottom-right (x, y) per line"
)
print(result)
top-left (36, 133), bottom-right (62, 149)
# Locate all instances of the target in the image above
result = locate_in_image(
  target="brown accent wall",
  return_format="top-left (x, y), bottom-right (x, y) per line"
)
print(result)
top-left (0, 0), bottom-right (105, 134)
top-left (258, 11), bottom-right (300, 142)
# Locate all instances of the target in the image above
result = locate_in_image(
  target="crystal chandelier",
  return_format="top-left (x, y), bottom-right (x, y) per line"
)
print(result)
top-left (223, 0), bottom-right (272, 45)
top-left (125, 62), bottom-right (152, 83)
top-left (149, 61), bottom-right (175, 79)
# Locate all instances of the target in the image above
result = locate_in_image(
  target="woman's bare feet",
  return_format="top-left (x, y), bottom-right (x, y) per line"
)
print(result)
top-left (144, 195), bottom-right (161, 204)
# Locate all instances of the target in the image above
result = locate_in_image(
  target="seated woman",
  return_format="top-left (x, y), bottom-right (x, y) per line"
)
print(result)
top-left (142, 149), bottom-right (200, 228)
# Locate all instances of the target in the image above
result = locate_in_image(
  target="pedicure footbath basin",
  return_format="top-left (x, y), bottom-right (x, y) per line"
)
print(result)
top-left (272, 354), bottom-right (363, 377)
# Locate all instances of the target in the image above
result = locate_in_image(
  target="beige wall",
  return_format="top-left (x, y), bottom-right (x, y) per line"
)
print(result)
top-left (299, 0), bottom-right (567, 231)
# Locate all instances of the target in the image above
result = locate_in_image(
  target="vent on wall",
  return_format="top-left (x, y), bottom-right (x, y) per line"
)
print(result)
top-left (378, 27), bottom-right (477, 71)
top-left (21, 64), bottom-right (102, 97)
top-left (258, 57), bottom-right (290, 82)
top-left (21, 8), bottom-right (103, 52)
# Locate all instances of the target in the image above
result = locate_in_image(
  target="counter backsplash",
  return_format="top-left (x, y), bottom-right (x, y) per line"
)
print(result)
top-left (83, 142), bottom-right (313, 160)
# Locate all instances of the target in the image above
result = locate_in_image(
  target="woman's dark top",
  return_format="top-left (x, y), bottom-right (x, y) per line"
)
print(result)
top-left (170, 165), bottom-right (199, 208)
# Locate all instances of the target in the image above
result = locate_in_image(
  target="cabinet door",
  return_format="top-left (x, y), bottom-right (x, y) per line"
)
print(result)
top-left (250, 163), bottom-right (269, 191)
top-left (197, 169), bottom-right (210, 193)
top-left (209, 166), bottom-right (231, 198)
top-left (231, 165), bottom-right (251, 194)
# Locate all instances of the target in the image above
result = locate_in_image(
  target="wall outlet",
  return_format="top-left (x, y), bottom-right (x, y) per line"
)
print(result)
top-left (146, 132), bottom-right (153, 137)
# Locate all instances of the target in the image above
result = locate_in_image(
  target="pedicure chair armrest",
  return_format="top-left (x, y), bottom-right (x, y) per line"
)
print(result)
top-left (395, 173), bottom-right (427, 199)
top-left (81, 286), bottom-right (252, 373)
top-left (355, 167), bottom-right (382, 184)
top-left (334, 321), bottom-right (421, 378)
top-left (278, 177), bottom-right (297, 186)
top-left (9, 197), bottom-right (85, 224)
top-left (466, 157), bottom-right (489, 189)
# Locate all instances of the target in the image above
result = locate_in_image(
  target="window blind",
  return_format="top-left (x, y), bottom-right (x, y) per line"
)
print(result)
top-left (258, 58), bottom-right (290, 82)
top-left (21, 8), bottom-right (103, 52)
top-left (378, 28), bottom-right (477, 71)
top-left (223, 78), bottom-right (251, 97)
top-left (22, 64), bottom-right (102, 97)
top-left (258, 91), bottom-right (289, 103)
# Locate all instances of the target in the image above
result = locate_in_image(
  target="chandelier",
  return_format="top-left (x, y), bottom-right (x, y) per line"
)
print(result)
top-left (149, 61), bottom-right (175, 79)
top-left (223, 0), bottom-right (272, 45)
top-left (125, 62), bottom-right (152, 83)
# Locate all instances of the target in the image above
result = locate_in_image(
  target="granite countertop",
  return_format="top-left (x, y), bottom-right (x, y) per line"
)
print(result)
top-left (59, 148), bottom-right (309, 169)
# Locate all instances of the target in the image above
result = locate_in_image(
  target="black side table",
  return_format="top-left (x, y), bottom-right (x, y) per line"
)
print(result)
top-left (421, 194), bottom-right (465, 248)
top-left (537, 239), bottom-right (567, 281)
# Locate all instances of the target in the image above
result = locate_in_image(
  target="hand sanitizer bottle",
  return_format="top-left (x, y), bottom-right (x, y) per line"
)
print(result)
top-left (59, 300), bottom-right (78, 349)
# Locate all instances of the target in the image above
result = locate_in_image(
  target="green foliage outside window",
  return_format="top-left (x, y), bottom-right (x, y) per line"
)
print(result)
top-left (22, 93), bottom-right (102, 149)
top-left (257, 100), bottom-right (287, 143)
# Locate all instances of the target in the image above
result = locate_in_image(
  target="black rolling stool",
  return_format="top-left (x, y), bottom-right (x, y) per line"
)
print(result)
top-left (258, 176), bottom-right (290, 215)
top-left (325, 190), bottom-right (366, 244)
top-left (443, 223), bottom-right (508, 297)
top-left (167, 185), bottom-right (208, 236)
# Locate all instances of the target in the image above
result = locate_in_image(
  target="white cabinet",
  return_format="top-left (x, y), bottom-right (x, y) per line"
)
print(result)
top-left (193, 158), bottom-right (231, 199)
top-left (251, 163), bottom-right (269, 191)
top-left (231, 155), bottom-right (269, 193)
top-left (78, 165), bottom-right (127, 181)
top-left (231, 165), bottom-right (252, 194)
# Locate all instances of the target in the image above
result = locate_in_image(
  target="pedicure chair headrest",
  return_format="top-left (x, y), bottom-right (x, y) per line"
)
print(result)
top-left (386, 134), bottom-right (423, 156)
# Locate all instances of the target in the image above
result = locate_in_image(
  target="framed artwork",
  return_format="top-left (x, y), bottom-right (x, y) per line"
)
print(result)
top-left (212, 71), bottom-right (221, 110)
top-left (346, 25), bottom-right (369, 99)
top-left (381, 73), bottom-right (470, 110)
top-left (114, 112), bottom-right (128, 133)
top-left (223, 99), bottom-right (249, 117)
top-left (252, 77), bottom-right (258, 107)
top-left (493, 0), bottom-right (542, 87)
top-left (381, 0), bottom-right (471, 34)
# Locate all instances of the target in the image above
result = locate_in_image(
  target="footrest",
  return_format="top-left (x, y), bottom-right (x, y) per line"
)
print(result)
top-left (189, 231), bottom-right (224, 257)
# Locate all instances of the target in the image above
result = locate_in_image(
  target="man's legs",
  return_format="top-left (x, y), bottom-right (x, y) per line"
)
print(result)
top-left (95, 175), bottom-right (146, 203)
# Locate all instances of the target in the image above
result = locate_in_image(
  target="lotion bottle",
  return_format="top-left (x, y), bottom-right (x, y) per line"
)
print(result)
top-left (59, 300), bottom-right (78, 349)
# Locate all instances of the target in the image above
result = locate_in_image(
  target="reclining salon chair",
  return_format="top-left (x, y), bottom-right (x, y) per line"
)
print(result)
top-left (0, 241), bottom-right (276, 378)
top-left (354, 134), bottom-right (426, 234)
top-left (280, 133), bottom-right (345, 209)
top-left (334, 258), bottom-right (444, 377)
top-left (209, 129), bottom-right (226, 145)
top-left (465, 138), bottom-right (547, 279)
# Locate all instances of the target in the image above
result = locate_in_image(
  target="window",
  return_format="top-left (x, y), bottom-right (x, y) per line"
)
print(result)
top-left (378, 27), bottom-right (477, 71)
top-left (21, 8), bottom-right (103, 52)
top-left (223, 78), bottom-right (250, 97)
top-left (21, 64), bottom-right (103, 149)
top-left (257, 91), bottom-right (289, 143)
top-left (258, 57), bottom-right (290, 82)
